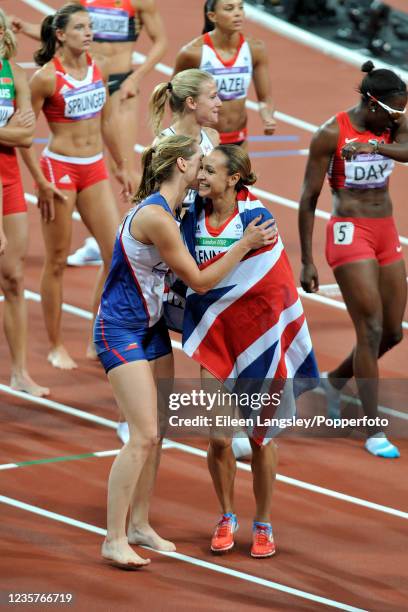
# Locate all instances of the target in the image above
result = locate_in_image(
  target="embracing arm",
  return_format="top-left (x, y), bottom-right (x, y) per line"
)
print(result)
top-left (134, 208), bottom-right (276, 294)
top-left (250, 39), bottom-right (276, 135)
top-left (0, 64), bottom-right (35, 148)
top-left (299, 120), bottom-right (338, 292)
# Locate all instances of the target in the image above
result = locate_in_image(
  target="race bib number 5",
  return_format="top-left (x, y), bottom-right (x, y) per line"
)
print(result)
top-left (333, 221), bottom-right (354, 245)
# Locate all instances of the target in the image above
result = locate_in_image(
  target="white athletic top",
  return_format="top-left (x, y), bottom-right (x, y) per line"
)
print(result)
top-left (200, 33), bottom-right (252, 101)
top-left (161, 126), bottom-right (214, 207)
top-left (194, 203), bottom-right (243, 265)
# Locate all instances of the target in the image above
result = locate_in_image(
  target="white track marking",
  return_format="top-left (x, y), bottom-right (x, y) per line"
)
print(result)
top-left (0, 494), bottom-right (368, 612)
top-left (0, 382), bottom-right (407, 518)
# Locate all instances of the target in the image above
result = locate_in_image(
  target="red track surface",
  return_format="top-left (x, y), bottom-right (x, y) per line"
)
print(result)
top-left (1, 2), bottom-right (407, 610)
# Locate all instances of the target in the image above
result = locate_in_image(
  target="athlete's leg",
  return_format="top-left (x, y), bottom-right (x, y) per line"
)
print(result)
top-left (249, 438), bottom-right (278, 523)
top-left (127, 352), bottom-right (176, 552)
top-left (40, 190), bottom-right (77, 369)
top-left (330, 260), bottom-right (383, 435)
top-left (203, 368), bottom-right (237, 515)
top-left (102, 360), bottom-right (159, 567)
top-left (0, 213), bottom-right (49, 395)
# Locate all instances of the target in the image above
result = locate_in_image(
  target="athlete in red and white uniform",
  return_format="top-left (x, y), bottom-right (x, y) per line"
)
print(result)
top-left (11, 0), bottom-right (167, 190)
top-left (21, 4), bottom-right (130, 370)
top-left (299, 61), bottom-right (408, 458)
top-left (0, 9), bottom-right (49, 396)
top-left (174, 0), bottom-right (275, 147)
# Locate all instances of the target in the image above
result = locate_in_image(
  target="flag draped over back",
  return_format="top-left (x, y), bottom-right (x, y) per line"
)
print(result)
top-left (181, 188), bottom-right (319, 442)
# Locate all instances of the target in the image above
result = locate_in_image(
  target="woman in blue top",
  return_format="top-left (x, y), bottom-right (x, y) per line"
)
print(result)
top-left (93, 133), bottom-right (276, 569)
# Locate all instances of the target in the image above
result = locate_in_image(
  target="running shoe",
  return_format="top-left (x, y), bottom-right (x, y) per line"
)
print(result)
top-left (117, 421), bottom-right (130, 445)
top-left (251, 522), bottom-right (276, 558)
top-left (67, 237), bottom-right (102, 266)
top-left (320, 371), bottom-right (341, 421)
top-left (365, 433), bottom-right (400, 458)
top-left (210, 513), bottom-right (238, 553)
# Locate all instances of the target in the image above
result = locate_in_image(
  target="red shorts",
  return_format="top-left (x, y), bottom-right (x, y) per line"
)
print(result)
top-left (219, 127), bottom-right (248, 145)
top-left (326, 216), bottom-right (403, 269)
top-left (0, 149), bottom-right (27, 216)
top-left (40, 149), bottom-right (108, 192)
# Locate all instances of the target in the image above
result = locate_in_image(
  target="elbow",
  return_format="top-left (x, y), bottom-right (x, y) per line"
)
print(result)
top-left (19, 135), bottom-right (34, 148)
top-left (190, 283), bottom-right (209, 295)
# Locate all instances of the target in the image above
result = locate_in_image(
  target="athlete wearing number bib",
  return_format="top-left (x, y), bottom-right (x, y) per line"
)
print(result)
top-left (0, 59), bottom-right (27, 215)
top-left (40, 54), bottom-right (108, 192)
top-left (200, 33), bottom-right (252, 145)
top-left (195, 202), bottom-right (242, 265)
top-left (326, 111), bottom-right (402, 269)
top-left (80, 0), bottom-right (142, 95)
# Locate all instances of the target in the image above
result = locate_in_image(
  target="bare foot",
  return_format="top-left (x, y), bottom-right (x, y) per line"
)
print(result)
top-left (10, 372), bottom-right (50, 397)
top-left (47, 346), bottom-right (77, 370)
top-left (86, 342), bottom-right (98, 361)
top-left (128, 525), bottom-right (176, 552)
top-left (102, 537), bottom-right (150, 570)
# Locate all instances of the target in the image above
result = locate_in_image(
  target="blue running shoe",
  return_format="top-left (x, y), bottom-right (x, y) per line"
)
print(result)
top-left (365, 434), bottom-right (400, 458)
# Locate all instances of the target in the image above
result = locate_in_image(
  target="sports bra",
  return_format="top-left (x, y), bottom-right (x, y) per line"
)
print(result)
top-left (200, 33), bottom-right (252, 102)
top-left (328, 111), bottom-right (394, 190)
top-left (43, 54), bottom-right (106, 123)
top-left (80, 0), bottom-right (139, 43)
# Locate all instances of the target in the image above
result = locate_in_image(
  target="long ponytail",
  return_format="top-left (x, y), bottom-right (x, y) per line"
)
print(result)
top-left (34, 3), bottom-right (88, 66)
top-left (149, 69), bottom-right (215, 136)
top-left (202, 0), bottom-right (218, 34)
top-left (133, 135), bottom-right (198, 204)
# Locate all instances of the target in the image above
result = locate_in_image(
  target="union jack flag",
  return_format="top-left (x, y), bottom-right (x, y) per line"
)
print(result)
top-left (181, 189), bottom-right (319, 443)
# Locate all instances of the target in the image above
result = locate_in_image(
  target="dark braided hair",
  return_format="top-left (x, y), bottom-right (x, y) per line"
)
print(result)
top-left (34, 3), bottom-right (88, 66)
top-left (202, 0), bottom-right (219, 34)
top-left (359, 60), bottom-right (407, 104)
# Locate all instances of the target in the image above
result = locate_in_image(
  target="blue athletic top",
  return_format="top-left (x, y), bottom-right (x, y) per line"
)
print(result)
top-left (99, 193), bottom-right (174, 328)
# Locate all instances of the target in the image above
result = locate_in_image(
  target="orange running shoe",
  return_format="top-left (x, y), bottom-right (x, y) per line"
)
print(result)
top-left (251, 522), bottom-right (276, 558)
top-left (210, 513), bottom-right (238, 553)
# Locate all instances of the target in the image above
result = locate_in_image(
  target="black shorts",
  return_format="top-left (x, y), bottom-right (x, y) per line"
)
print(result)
top-left (107, 71), bottom-right (133, 96)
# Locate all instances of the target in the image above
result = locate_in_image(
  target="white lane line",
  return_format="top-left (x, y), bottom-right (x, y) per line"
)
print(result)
top-left (0, 382), bottom-right (407, 519)
top-left (244, 3), bottom-right (408, 83)
top-left (166, 441), bottom-right (408, 520)
top-left (0, 494), bottom-right (367, 612)
top-left (0, 383), bottom-right (117, 429)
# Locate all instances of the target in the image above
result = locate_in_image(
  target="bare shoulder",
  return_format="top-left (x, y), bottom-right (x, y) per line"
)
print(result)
top-left (131, 202), bottom-right (178, 239)
top-left (310, 116), bottom-right (339, 152)
top-left (31, 62), bottom-right (56, 95)
top-left (178, 36), bottom-right (203, 60)
top-left (205, 127), bottom-right (220, 146)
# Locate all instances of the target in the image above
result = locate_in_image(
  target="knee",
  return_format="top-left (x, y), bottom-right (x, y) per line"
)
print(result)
top-left (45, 253), bottom-right (67, 278)
top-left (209, 437), bottom-right (233, 454)
top-left (1, 268), bottom-right (24, 300)
top-left (382, 329), bottom-right (403, 351)
top-left (359, 318), bottom-right (383, 352)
